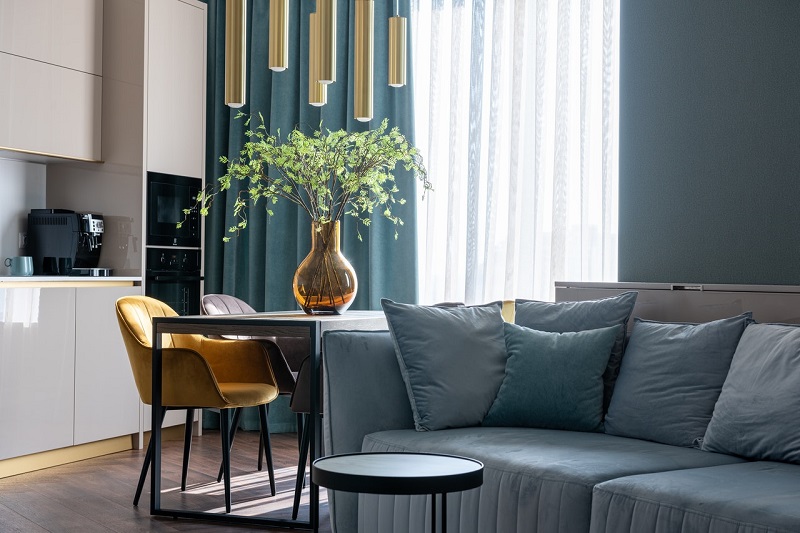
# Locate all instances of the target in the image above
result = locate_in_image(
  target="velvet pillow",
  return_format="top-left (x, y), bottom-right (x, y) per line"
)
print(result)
top-left (702, 323), bottom-right (800, 464)
top-left (381, 299), bottom-right (507, 431)
top-left (514, 291), bottom-right (638, 411)
top-left (483, 322), bottom-right (621, 431)
top-left (604, 313), bottom-right (752, 447)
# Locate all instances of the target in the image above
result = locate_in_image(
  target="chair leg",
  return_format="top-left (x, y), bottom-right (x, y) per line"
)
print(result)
top-left (217, 407), bottom-right (243, 483)
top-left (180, 408), bottom-right (195, 491)
top-left (292, 413), bottom-right (311, 520)
top-left (257, 404), bottom-right (276, 496)
top-left (133, 407), bottom-right (167, 506)
top-left (219, 409), bottom-right (232, 514)
top-left (296, 412), bottom-right (304, 451)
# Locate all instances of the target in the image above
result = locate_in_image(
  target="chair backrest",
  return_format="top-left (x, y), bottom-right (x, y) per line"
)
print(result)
top-left (289, 356), bottom-right (321, 414)
top-left (116, 295), bottom-right (179, 402)
top-left (201, 293), bottom-right (309, 373)
top-left (201, 294), bottom-right (257, 340)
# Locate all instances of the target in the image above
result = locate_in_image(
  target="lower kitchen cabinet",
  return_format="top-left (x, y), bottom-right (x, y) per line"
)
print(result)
top-left (74, 285), bottom-right (140, 445)
top-left (0, 287), bottom-right (76, 460)
top-left (0, 284), bottom-right (142, 460)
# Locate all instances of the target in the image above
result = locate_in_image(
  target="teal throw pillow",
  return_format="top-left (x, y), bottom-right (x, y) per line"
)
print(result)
top-left (604, 313), bottom-right (752, 448)
top-left (381, 298), bottom-right (507, 431)
top-left (514, 292), bottom-right (638, 412)
top-left (702, 323), bottom-right (800, 464)
top-left (483, 322), bottom-right (621, 431)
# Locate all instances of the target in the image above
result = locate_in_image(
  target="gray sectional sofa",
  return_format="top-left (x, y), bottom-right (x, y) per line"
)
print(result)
top-left (322, 286), bottom-right (800, 533)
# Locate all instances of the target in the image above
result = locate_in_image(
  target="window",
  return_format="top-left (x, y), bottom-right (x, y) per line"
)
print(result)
top-left (412, 0), bottom-right (620, 303)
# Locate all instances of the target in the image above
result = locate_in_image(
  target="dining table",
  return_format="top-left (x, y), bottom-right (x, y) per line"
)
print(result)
top-left (149, 310), bottom-right (387, 531)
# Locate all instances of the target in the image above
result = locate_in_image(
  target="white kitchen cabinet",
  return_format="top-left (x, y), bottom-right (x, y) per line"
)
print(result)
top-left (0, 0), bottom-right (103, 76)
top-left (0, 288), bottom-right (76, 460)
top-left (74, 286), bottom-right (141, 445)
top-left (0, 52), bottom-right (102, 161)
top-left (145, 0), bottom-right (206, 178)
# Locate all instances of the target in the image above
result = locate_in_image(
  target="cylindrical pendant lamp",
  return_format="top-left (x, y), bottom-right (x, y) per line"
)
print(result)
top-left (317, 0), bottom-right (337, 84)
top-left (354, 0), bottom-right (374, 122)
top-left (225, 0), bottom-right (247, 108)
top-left (388, 15), bottom-right (406, 87)
top-left (309, 12), bottom-right (327, 106)
top-left (269, 0), bottom-right (289, 71)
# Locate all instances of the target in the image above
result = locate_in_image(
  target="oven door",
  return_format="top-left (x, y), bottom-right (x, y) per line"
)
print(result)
top-left (146, 172), bottom-right (201, 247)
top-left (145, 273), bottom-right (202, 316)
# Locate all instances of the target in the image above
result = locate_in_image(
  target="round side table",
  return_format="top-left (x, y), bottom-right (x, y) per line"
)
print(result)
top-left (312, 452), bottom-right (484, 533)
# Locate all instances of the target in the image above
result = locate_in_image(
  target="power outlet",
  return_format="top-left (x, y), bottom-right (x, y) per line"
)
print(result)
top-left (18, 232), bottom-right (27, 249)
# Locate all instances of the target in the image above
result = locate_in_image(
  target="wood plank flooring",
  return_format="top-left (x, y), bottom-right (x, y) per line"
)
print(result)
top-left (0, 431), bottom-right (331, 532)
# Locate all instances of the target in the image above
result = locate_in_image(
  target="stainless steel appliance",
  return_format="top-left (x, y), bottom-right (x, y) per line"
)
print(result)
top-left (145, 248), bottom-right (201, 315)
top-left (146, 172), bottom-right (201, 248)
top-left (27, 209), bottom-right (109, 275)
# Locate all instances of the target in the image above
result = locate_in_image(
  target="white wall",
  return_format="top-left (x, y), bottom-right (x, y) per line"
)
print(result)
top-left (0, 158), bottom-right (45, 267)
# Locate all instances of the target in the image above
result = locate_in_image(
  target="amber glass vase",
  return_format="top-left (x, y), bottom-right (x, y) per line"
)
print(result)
top-left (293, 221), bottom-right (358, 314)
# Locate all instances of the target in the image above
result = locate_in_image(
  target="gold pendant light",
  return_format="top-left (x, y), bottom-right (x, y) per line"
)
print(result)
top-left (309, 11), bottom-right (327, 106)
top-left (269, 0), bottom-right (289, 72)
top-left (317, 0), bottom-right (337, 84)
top-left (354, 0), bottom-right (374, 122)
top-left (388, 15), bottom-right (406, 87)
top-left (225, 0), bottom-right (247, 108)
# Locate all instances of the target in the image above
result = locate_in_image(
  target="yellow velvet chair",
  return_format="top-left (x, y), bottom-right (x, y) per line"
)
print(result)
top-left (115, 295), bottom-right (279, 513)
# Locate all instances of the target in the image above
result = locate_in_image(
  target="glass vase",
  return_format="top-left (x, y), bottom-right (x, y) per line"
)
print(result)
top-left (293, 221), bottom-right (358, 314)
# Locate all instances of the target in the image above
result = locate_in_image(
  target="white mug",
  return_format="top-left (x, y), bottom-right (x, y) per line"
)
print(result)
top-left (4, 256), bottom-right (34, 276)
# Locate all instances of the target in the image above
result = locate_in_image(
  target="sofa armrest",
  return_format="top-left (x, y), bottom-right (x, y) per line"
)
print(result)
top-left (323, 330), bottom-right (414, 455)
top-left (322, 330), bottom-right (414, 533)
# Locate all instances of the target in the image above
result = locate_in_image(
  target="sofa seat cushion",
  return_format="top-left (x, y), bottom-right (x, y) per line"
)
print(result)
top-left (358, 427), bottom-right (744, 533)
top-left (590, 461), bottom-right (800, 533)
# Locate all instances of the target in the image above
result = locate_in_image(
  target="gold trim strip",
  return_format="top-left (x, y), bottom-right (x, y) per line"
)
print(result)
top-left (0, 436), bottom-right (133, 479)
top-left (0, 145), bottom-right (102, 164)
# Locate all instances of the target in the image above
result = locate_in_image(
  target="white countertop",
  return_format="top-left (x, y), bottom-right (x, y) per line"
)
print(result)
top-left (0, 276), bottom-right (141, 286)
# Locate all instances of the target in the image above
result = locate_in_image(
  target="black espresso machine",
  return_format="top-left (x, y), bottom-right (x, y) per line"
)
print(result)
top-left (27, 209), bottom-right (110, 276)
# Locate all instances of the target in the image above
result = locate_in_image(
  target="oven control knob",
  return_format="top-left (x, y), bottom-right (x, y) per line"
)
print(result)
top-left (168, 254), bottom-right (178, 268)
top-left (159, 252), bottom-right (166, 266)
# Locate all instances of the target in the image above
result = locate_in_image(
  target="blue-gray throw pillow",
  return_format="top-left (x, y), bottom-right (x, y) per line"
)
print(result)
top-left (483, 322), bottom-right (621, 431)
top-left (604, 313), bottom-right (752, 448)
top-left (702, 323), bottom-right (800, 464)
top-left (381, 299), bottom-right (507, 431)
top-left (514, 292), bottom-right (638, 411)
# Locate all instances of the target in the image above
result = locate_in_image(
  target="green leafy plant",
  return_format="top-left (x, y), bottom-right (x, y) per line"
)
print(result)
top-left (184, 112), bottom-right (431, 241)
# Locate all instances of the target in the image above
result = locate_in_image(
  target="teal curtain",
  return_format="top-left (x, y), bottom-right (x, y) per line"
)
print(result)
top-left (204, 0), bottom-right (419, 313)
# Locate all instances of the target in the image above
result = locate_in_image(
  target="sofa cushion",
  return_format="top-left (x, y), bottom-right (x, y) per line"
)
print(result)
top-left (604, 313), bottom-right (751, 448)
top-left (590, 461), bottom-right (800, 533)
top-left (381, 299), bottom-right (507, 431)
top-left (514, 291), bottom-right (637, 411)
top-left (703, 323), bottom-right (800, 464)
top-left (359, 427), bottom-right (745, 533)
top-left (483, 323), bottom-right (620, 431)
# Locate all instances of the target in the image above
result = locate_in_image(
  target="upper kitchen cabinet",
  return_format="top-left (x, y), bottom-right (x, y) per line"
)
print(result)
top-left (145, 0), bottom-right (206, 178)
top-left (0, 0), bottom-right (103, 162)
top-left (0, 0), bottom-right (103, 75)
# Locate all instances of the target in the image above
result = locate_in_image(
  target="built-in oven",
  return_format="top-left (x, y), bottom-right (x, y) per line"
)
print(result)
top-left (146, 171), bottom-right (201, 248)
top-left (145, 248), bottom-right (202, 316)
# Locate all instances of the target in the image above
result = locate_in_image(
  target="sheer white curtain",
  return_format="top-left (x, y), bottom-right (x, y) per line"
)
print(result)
top-left (412, 0), bottom-right (620, 304)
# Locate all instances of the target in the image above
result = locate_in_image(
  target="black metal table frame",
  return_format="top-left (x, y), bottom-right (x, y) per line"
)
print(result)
top-left (150, 314), bottom-right (324, 531)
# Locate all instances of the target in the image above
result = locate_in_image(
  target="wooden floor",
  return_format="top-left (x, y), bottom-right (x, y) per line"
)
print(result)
top-left (0, 431), bottom-right (331, 532)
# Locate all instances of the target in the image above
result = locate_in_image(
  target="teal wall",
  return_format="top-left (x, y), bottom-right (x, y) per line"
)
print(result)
top-left (618, 0), bottom-right (800, 284)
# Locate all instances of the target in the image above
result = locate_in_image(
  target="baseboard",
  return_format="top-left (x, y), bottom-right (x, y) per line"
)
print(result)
top-left (0, 425), bottom-right (190, 479)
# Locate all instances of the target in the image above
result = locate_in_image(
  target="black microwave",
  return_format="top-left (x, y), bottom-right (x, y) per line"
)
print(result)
top-left (146, 172), bottom-right (201, 247)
